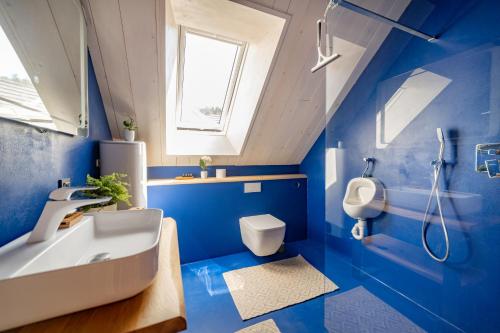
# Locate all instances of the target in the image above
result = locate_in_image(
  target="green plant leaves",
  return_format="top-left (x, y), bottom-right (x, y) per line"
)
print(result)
top-left (123, 117), bottom-right (138, 130)
top-left (85, 173), bottom-right (132, 207)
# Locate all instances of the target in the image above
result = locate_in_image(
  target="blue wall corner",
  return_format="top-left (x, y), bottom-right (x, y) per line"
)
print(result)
top-left (148, 163), bottom-right (307, 263)
top-left (299, 132), bottom-right (325, 242)
top-left (147, 164), bottom-right (307, 263)
top-left (148, 178), bottom-right (307, 264)
top-left (299, 0), bottom-right (500, 331)
top-left (0, 54), bottom-right (111, 246)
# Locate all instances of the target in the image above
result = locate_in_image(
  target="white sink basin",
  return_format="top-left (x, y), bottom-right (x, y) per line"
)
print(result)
top-left (0, 209), bottom-right (163, 331)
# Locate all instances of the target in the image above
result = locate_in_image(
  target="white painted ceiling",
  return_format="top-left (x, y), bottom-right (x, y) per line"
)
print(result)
top-left (81, 0), bottom-right (411, 166)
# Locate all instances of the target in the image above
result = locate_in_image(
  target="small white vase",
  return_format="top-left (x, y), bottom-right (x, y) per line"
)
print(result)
top-left (200, 170), bottom-right (208, 179)
top-left (123, 129), bottom-right (135, 142)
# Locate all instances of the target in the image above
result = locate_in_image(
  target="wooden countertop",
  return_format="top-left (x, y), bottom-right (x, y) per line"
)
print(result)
top-left (148, 173), bottom-right (307, 186)
top-left (10, 218), bottom-right (186, 333)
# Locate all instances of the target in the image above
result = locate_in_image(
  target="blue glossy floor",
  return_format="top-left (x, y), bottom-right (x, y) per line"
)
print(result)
top-left (181, 239), bottom-right (460, 333)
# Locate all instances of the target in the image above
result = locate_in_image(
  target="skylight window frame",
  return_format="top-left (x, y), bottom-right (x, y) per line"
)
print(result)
top-left (176, 26), bottom-right (247, 133)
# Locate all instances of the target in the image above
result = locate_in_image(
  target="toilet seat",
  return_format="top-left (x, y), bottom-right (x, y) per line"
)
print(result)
top-left (240, 214), bottom-right (285, 231)
top-left (239, 214), bottom-right (286, 256)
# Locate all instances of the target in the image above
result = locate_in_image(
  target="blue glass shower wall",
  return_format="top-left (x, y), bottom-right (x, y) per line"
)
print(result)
top-left (320, 1), bottom-right (500, 332)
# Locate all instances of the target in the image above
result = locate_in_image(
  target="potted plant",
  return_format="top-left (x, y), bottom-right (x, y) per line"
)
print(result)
top-left (122, 117), bottom-right (138, 142)
top-left (199, 156), bottom-right (212, 179)
top-left (84, 173), bottom-right (131, 212)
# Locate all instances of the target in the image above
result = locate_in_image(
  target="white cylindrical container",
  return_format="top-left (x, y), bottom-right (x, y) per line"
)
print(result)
top-left (100, 141), bottom-right (147, 209)
top-left (216, 169), bottom-right (226, 178)
top-left (123, 129), bottom-right (135, 142)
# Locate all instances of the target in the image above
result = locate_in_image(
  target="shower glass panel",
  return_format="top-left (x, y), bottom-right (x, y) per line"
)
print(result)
top-left (323, 44), bottom-right (500, 332)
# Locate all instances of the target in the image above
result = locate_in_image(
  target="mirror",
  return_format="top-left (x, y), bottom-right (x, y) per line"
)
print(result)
top-left (0, 0), bottom-right (87, 136)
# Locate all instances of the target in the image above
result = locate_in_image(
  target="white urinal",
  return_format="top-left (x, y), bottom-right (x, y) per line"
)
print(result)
top-left (343, 177), bottom-right (385, 240)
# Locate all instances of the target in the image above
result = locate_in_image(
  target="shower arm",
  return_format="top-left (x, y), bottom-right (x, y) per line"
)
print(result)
top-left (330, 0), bottom-right (437, 42)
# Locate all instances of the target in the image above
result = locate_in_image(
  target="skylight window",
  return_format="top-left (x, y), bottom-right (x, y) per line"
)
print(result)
top-left (177, 27), bottom-right (246, 132)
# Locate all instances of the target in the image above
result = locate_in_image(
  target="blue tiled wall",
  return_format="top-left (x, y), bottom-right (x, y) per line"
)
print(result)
top-left (301, 0), bottom-right (500, 331)
top-left (0, 55), bottom-right (111, 247)
top-left (299, 132), bottom-right (325, 242)
top-left (148, 177), bottom-right (307, 263)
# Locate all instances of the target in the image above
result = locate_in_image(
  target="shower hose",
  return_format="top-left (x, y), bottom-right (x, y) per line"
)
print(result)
top-left (421, 148), bottom-right (450, 263)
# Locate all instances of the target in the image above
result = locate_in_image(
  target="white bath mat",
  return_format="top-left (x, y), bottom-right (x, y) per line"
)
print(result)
top-left (235, 319), bottom-right (281, 333)
top-left (324, 287), bottom-right (425, 333)
top-left (223, 255), bottom-right (339, 320)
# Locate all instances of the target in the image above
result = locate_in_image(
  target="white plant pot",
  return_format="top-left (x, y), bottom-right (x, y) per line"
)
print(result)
top-left (123, 129), bottom-right (135, 142)
top-left (200, 170), bottom-right (208, 179)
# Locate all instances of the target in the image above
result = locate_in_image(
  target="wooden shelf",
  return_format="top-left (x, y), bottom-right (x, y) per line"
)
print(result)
top-left (147, 174), bottom-right (307, 186)
top-left (11, 218), bottom-right (186, 333)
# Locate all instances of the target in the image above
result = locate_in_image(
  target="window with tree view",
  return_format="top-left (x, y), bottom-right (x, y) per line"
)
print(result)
top-left (177, 27), bottom-right (245, 132)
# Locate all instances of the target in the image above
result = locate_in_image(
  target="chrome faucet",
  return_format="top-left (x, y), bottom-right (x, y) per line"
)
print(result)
top-left (27, 187), bottom-right (111, 243)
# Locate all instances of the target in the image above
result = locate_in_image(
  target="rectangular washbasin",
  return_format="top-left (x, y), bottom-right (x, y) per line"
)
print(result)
top-left (0, 209), bottom-right (163, 331)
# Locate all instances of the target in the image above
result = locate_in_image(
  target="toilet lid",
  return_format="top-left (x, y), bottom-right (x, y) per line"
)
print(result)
top-left (240, 214), bottom-right (285, 231)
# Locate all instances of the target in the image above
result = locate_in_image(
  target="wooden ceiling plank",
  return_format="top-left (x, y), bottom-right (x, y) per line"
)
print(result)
top-left (259, 45), bottom-right (322, 163)
top-left (272, 0), bottom-right (290, 13)
top-left (119, 0), bottom-right (163, 165)
top-left (244, 0), bottom-right (323, 163)
top-left (88, 0), bottom-right (137, 139)
top-left (156, 0), bottom-right (168, 166)
top-left (241, 0), bottom-right (313, 161)
top-left (81, 0), bottom-right (120, 138)
top-left (292, 101), bottom-right (327, 164)
top-left (272, 76), bottom-right (325, 163)
top-left (247, 0), bottom-right (274, 9)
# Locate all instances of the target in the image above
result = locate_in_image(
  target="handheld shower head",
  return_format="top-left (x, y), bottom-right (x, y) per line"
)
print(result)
top-left (434, 127), bottom-right (445, 165)
top-left (436, 128), bottom-right (444, 143)
top-left (422, 127), bottom-right (449, 263)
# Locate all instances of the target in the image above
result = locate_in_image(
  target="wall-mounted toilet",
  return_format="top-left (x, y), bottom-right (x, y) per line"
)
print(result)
top-left (239, 214), bottom-right (286, 256)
